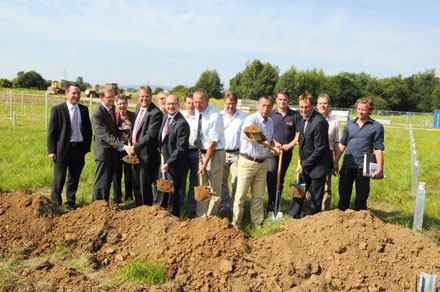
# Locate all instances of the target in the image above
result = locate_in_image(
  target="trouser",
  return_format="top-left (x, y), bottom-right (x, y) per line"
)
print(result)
top-left (338, 164), bottom-right (370, 211)
top-left (92, 156), bottom-right (118, 202)
top-left (196, 150), bottom-right (225, 217)
top-left (288, 174), bottom-right (326, 219)
top-left (219, 151), bottom-right (240, 211)
top-left (302, 173), bottom-right (332, 214)
top-left (160, 171), bottom-right (183, 217)
top-left (112, 158), bottom-right (133, 202)
top-left (233, 157), bottom-right (267, 227)
top-left (266, 150), bottom-right (293, 211)
top-left (132, 163), bottom-right (154, 207)
top-left (179, 150), bottom-right (199, 213)
top-left (51, 142), bottom-right (85, 206)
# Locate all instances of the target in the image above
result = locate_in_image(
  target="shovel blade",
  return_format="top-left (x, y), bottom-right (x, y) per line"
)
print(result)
top-left (268, 211), bottom-right (283, 221)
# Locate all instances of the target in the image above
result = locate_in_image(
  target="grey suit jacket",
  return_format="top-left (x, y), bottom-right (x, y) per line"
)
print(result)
top-left (92, 103), bottom-right (125, 161)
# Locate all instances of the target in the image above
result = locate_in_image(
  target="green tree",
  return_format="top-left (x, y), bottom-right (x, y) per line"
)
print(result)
top-left (193, 70), bottom-right (223, 99)
top-left (330, 73), bottom-right (361, 108)
top-left (0, 78), bottom-right (12, 88)
top-left (170, 85), bottom-right (189, 99)
top-left (153, 87), bottom-right (164, 95)
top-left (16, 70), bottom-right (46, 89)
top-left (275, 66), bottom-right (297, 102)
top-left (405, 69), bottom-right (439, 112)
top-left (229, 59), bottom-right (279, 100)
top-left (293, 69), bottom-right (329, 102)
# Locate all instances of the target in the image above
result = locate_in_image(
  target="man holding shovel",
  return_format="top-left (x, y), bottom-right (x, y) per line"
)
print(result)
top-left (193, 89), bottom-right (226, 217)
top-left (232, 96), bottom-right (279, 227)
top-left (288, 92), bottom-right (332, 218)
top-left (158, 95), bottom-right (190, 217)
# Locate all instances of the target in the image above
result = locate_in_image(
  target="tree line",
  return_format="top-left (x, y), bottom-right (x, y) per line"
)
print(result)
top-left (2, 61), bottom-right (440, 112)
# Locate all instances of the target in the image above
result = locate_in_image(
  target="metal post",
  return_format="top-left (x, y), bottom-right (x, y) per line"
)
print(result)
top-left (411, 160), bottom-right (419, 196)
top-left (24, 105), bottom-right (27, 115)
top-left (412, 182), bottom-right (426, 232)
top-left (45, 92), bottom-right (49, 130)
top-left (13, 111), bottom-right (16, 127)
top-left (89, 94), bottom-right (93, 116)
top-left (31, 99), bottom-right (34, 109)
top-left (21, 91), bottom-right (24, 109)
top-left (10, 90), bottom-right (13, 117)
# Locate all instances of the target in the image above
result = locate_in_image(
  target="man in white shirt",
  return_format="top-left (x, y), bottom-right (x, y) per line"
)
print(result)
top-left (219, 91), bottom-right (247, 215)
top-left (193, 88), bottom-right (226, 217)
top-left (179, 93), bottom-right (199, 216)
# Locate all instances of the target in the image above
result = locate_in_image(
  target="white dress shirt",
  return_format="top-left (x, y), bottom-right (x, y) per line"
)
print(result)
top-left (66, 101), bottom-right (83, 142)
top-left (221, 109), bottom-right (247, 151)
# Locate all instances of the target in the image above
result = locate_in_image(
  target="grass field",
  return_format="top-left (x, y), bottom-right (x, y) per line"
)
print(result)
top-left (0, 91), bottom-right (439, 243)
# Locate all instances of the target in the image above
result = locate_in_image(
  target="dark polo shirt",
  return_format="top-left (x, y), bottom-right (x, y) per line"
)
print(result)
top-left (269, 107), bottom-right (302, 148)
top-left (341, 117), bottom-right (385, 169)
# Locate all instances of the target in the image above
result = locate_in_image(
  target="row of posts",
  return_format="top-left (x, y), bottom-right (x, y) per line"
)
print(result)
top-left (410, 123), bottom-right (426, 232)
top-left (2, 91), bottom-right (95, 129)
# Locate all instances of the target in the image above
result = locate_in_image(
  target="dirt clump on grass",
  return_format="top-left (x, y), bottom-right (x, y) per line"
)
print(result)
top-left (1, 191), bottom-right (440, 291)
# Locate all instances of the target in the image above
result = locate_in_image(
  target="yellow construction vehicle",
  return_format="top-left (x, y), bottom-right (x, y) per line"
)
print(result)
top-left (85, 84), bottom-right (100, 97)
top-left (105, 83), bottom-right (131, 99)
top-left (47, 81), bottom-right (66, 95)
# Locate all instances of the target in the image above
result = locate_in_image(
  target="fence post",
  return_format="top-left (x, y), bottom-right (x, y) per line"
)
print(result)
top-left (411, 160), bottom-right (419, 196)
top-left (89, 94), bottom-right (93, 116)
top-left (10, 90), bottom-right (13, 117)
top-left (412, 182), bottom-right (426, 232)
top-left (24, 105), bottom-right (27, 115)
top-left (21, 91), bottom-right (24, 109)
top-left (13, 111), bottom-right (16, 127)
top-left (45, 92), bottom-right (49, 130)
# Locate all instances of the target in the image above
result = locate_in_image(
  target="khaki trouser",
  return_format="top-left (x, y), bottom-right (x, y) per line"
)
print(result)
top-left (303, 173), bottom-right (332, 214)
top-left (232, 156), bottom-right (267, 227)
top-left (220, 151), bottom-right (239, 211)
top-left (196, 150), bottom-right (226, 217)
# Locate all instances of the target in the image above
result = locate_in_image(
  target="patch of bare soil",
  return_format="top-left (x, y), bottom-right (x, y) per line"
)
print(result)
top-left (1, 191), bottom-right (439, 291)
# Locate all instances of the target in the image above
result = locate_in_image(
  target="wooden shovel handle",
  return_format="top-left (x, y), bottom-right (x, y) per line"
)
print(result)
top-left (276, 149), bottom-right (283, 192)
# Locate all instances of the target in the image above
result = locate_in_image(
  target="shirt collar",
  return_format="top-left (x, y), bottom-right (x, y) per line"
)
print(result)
top-left (101, 102), bottom-right (112, 111)
top-left (66, 101), bottom-right (78, 110)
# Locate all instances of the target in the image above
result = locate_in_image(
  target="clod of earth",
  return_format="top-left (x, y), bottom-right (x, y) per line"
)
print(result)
top-left (157, 178), bottom-right (175, 193)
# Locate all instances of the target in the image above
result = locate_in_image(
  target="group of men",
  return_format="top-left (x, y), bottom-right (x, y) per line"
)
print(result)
top-left (47, 82), bottom-right (384, 227)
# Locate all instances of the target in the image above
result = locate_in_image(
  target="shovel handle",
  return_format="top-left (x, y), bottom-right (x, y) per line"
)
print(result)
top-left (276, 149), bottom-right (283, 192)
top-left (198, 150), bottom-right (204, 186)
top-left (160, 153), bottom-right (166, 179)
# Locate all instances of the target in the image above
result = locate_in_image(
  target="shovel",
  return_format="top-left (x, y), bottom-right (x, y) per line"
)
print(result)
top-left (194, 150), bottom-right (211, 201)
top-left (156, 153), bottom-right (174, 193)
top-left (244, 125), bottom-right (277, 152)
top-left (288, 160), bottom-right (306, 198)
top-left (269, 149), bottom-right (283, 221)
top-left (122, 140), bottom-right (140, 165)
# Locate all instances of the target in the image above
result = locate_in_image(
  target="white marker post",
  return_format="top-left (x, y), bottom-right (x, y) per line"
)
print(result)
top-left (10, 90), bottom-right (13, 117)
top-left (89, 94), bottom-right (93, 116)
top-left (413, 182), bottom-right (426, 232)
top-left (21, 91), bottom-right (24, 109)
top-left (13, 111), bottom-right (16, 127)
top-left (45, 92), bottom-right (49, 130)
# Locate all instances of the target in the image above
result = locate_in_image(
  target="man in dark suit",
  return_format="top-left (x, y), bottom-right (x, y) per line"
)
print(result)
top-left (289, 92), bottom-right (332, 218)
top-left (158, 94), bottom-right (190, 217)
top-left (47, 82), bottom-right (92, 209)
top-left (131, 85), bottom-right (163, 207)
top-left (92, 85), bottom-right (131, 202)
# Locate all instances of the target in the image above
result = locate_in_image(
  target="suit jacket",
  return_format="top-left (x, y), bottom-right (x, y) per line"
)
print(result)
top-left (132, 102), bottom-right (163, 164)
top-left (92, 103), bottom-right (125, 161)
top-left (299, 110), bottom-right (332, 179)
top-left (47, 102), bottom-right (92, 161)
top-left (158, 111), bottom-right (190, 175)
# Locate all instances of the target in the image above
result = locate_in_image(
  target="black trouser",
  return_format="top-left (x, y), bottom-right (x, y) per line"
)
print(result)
top-left (338, 164), bottom-right (370, 211)
top-left (92, 156), bottom-right (118, 202)
top-left (159, 171), bottom-right (182, 217)
top-left (51, 142), bottom-right (85, 207)
top-left (112, 158), bottom-right (133, 202)
top-left (288, 174), bottom-right (326, 218)
top-left (266, 150), bottom-right (293, 211)
top-left (132, 162), bottom-right (154, 207)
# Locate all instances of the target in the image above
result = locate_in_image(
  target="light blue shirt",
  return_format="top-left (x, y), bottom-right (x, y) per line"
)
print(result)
top-left (66, 101), bottom-right (83, 142)
top-left (220, 109), bottom-right (247, 150)
top-left (240, 112), bottom-right (274, 159)
top-left (181, 110), bottom-right (199, 149)
top-left (196, 104), bottom-right (225, 150)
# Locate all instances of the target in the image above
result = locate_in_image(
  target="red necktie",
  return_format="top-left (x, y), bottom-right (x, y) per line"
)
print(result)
top-left (133, 109), bottom-right (145, 144)
top-left (109, 108), bottom-right (115, 124)
top-left (162, 116), bottom-right (171, 141)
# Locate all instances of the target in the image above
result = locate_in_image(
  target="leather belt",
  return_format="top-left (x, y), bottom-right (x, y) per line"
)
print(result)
top-left (240, 153), bottom-right (265, 163)
top-left (189, 148), bottom-right (199, 152)
top-left (200, 149), bottom-right (224, 154)
top-left (69, 141), bottom-right (84, 147)
top-left (225, 149), bottom-right (239, 153)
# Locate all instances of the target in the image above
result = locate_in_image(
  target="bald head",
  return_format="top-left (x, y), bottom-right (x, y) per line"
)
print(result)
top-left (166, 94), bottom-right (180, 115)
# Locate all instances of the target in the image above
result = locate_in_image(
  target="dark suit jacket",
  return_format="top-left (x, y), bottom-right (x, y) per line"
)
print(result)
top-left (299, 110), bottom-right (332, 179)
top-left (47, 102), bottom-right (92, 161)
top-left (92, 103), bottom-right (125, 161)
top-left (132, 102), bottom-right (163, 165)
top-left (158, 111), bottom-right (190, 175)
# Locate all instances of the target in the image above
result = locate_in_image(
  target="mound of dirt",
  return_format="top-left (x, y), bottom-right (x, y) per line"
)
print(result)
top-left (1, 191), bottom-right (439, 292)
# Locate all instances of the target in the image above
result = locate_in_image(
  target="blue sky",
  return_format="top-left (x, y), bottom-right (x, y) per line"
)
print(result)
top-left (1, 0), bottom-right (439, 88)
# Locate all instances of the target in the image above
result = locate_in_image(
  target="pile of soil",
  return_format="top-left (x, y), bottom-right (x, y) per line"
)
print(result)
top-left (1, 190), bottom-right (439, 291)
top-left (194, 185), bottom-right (211, 201)
top-left (157, 178), bottom-right (175, 193)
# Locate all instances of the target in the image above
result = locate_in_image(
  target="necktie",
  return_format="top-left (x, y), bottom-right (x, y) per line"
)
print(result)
top-left (299, 118), bottom-right (306, 159)
top-left (162, 115), bottom-right (171, 141)
top-left (196, 113), bottom-right (202, 149)
top-left (71, 106), bottom-right (79, 142)
top-left (133, 109), bottom-right (144, 144)
top-left (109, 108), bottom-right (115, 124)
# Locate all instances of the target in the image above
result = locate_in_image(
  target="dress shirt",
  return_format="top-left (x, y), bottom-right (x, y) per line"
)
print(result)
top-left (326, 114), bottom-right (341, 151)
top-left (67, 101), bottom-right (83, 142)
top-left (220, 109), bottom-right (247, 150)
top-left (196, 104), bottom-right (225, 150)
top-left (132, 105), bottom-right (150, 135)
top-left (181, 110), bottom-right (198, 149)
top-left (240, 112), bottom-right (274, 160)
top-left (269, 107), bottom-right (302, 145)
top-left (341, 117), bottom-right (385, 169)
top-left (162, 113), bottom-right (176, 139)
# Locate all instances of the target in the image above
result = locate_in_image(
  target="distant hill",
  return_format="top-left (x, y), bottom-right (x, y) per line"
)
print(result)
top-left (120, 85), bottom-right (173, 91)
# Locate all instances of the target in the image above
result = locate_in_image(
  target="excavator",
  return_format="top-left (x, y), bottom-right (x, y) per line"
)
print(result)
top-left (85, 83), bottom-right (131, 99)
top-left (46, 81), bottom-right (66, 95)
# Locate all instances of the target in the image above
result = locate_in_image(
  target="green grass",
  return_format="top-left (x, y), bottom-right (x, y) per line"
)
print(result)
top-left (119, 258), bottom-right (168, 285)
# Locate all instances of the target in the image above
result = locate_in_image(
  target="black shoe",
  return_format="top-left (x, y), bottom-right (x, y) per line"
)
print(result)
top-left (111, 199), bottom-right (121, 205)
